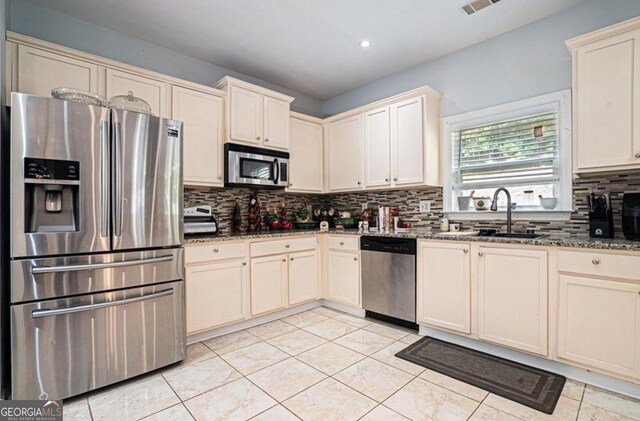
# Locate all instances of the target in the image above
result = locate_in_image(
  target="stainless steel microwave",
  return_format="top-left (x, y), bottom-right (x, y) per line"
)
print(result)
top-left (225, 143), bottom-right (289, 188)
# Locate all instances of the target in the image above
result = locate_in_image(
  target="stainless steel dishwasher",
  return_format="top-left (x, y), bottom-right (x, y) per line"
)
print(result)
top-left (361, 236), bottom-right (417, 325)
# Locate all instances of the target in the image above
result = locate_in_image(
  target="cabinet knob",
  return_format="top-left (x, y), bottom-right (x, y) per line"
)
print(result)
top-left (340, 242), bottom-right (344, 246)
top-left (290, 257), bottom-right (294, 261)
top-left (478, 252), bottom-right (484, 257)
top-left (282, 258), bottom-right (287, 262)
top-left (635, 152), bottom-right (640, 158)
top-left (463, 249), bottom-right (468, 253)
top-left (285, 244), bottom-right (290, 248)
top-left (242, 262), bottom-right (247, 266)
top-left (385, 178), bottom-right (389, 182)
top-left (218, 175), bottom-right (223, 180)
top-left (357, 181), bottom-right (362, 185)
top-left (256, 136), bottom-right (261, 140)
top-left (592, 258), bottom-right (600, 265)
top-left (393, 178), bottom-right (398, 181)
top-left (213, 248), bottom-right (219, 253)
top-left (289, 182), bottom-right (293, 187)
top-left (265, 138), bottom-right (270, 142)
top-left (354, 257), bottom-right (358, 261)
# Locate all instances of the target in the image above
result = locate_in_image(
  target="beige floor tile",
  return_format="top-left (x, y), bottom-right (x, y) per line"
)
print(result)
top-left (203, 330), bottom-right (260, 355)
top-left (221, 342), bottom-right (289, 375)
top-left (296, 342), bottom-right (365, 375)
top-left (578, 402), bottom-right (636, 421)
top-left (302, 318), bottom-right (358, 340)
top-left (250, 404), bottom-right (300, 420)
top-left (399, 333), bottom-right (423, 345)
top-left (281, 310), bottom-right (328, 328)
top-left (247, 320), bottom-right (298, 340)
top-left (163, 342), bottom-right (216, 374)
top-left (363, 323), bottom-right (411, 340)
top-left (334, 358), bottom-right (414, 402)
top-left (469, 404), bottom-right (522, 421)
top-left (484, 394), bottom-right (580, 421)
top-left (334, 313), bottom-right (373, 328)
top-left (370, 341), bottom-right (426, 376)
top-left (266, 329), bottom-right (327, 355)
top-left (561, 379), bottom-right (585, 401)
top-left (163, 356), bottom-right (242, 400)
top-left (283, 378), bottom-right (377, 421)
top-left (334, 329), bottom-right (395, 356)
top-left (310, 306), bottom-right (344, 318)
top-left (384, 377), bottom-right (479, 421)
top-left (89, 375), bottom-right (179, 421)
top-left (63, 398), bottom-right (92, 421)
top-left (583, 385), bottom-right (640, 420)
top-left (247, 357), bottom-right (327, 401)
top-left (360, 405), bottom-right (410, 420)
top-left (141, 404), bottom-right (194, 421)
top-left (419, 369), bottom-right (488, 402)
top-left (184, 378), bottom-right (276, 421)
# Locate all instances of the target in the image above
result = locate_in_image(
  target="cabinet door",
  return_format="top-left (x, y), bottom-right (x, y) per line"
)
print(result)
top-left (391, 96), bottom-right (424, 185)
top-left (172, 87), bottom-right (223, 187)
top-left (557, 274), bottom-right (640, 378)
top-left (251, 254), bottom-right (288, 316)
top-left (185, 260), bottom-right (248, 334)
top-left (229, 86), bottom-right (262, 144)
top-left (364, 106), bottom-right (391, 188)
top-left (477, 247), bottom-right (548, 355)
top-left (106, 69), bottom-right (168, 118)
top-left (263, 96), bottom-right (290, 150)
top-left (288, 117), bottom-right (323, 192)
top-left (327, 115), bottom-right (363, 191)
top-left (17, 45), bottom-right (99, 97)
top-left (575, 29), bottom-right (640, 170)
top-left (327, 251), bottom-right (360, 307)
top-left (288, 250), bottom-right (319, 305)
top-left (418, 242), bottom-right (471, 334)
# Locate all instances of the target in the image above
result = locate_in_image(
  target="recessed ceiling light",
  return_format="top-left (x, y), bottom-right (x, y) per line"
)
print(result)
top-left (360, 40), bottom-right (371, 48)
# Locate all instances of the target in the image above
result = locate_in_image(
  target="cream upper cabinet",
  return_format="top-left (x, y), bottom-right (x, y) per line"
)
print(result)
top-left (417, 241), bottom-right (471, 334)
top-left (106, 69), bottom-right (169, 118)
top-left (391, 96), bottom-right (425, 185)
top-left (229, 85), bottom-right (262, 144)
top-left (185, 259), bottom-right (249, 334)
top-left (327, 114), bottom-right (363, 191)
top-left (263, 96), bottom-right (290, 150)
top-left (288, 250), bottom-right (319, 305)
top-left (288, 115), bottom-right (323, 193)
top-left (364, 106), bottom-right (391, 188)
top-left (172, 86), bottom-right (224, 187)
top-left (557, 274), bottom-right (640, 379)
top-left (326, 250), bottom-right (360, 307)
top-left (477, 247), bottom-right (548, 356)
top-left (567, 20), bottom-right (640, 173)
top-left (250, 254), bottom-right (288, 316)
top-left (16, 45), bottom-right (100, 98)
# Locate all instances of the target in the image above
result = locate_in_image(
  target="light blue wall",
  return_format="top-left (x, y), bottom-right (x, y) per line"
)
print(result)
top-left (6, 0), bottom-right (325, 117)
top-left (322, 0), bottom-right (640, 118)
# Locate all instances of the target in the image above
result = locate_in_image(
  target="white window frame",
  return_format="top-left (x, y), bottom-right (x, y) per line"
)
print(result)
top-left (442, 90), bottom-right (573, 221)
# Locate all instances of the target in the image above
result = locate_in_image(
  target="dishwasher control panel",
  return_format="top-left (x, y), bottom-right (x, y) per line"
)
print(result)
top-left (360, 236), bottom-right (416, 255)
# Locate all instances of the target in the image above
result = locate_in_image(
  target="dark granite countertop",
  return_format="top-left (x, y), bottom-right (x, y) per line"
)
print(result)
top-left (183, 229), bottom-right (640, 251)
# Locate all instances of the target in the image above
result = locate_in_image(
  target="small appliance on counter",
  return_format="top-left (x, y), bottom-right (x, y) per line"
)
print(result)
top-left (588, 192), bottom-right (614, 238)
top-left (184, 205), bottom-right (219, 236)
top-left (622, 193), bottom-right (640, 240)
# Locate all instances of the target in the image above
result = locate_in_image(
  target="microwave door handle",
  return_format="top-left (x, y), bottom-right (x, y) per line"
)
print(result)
top-left (273, 158), bottom-right (279, 185)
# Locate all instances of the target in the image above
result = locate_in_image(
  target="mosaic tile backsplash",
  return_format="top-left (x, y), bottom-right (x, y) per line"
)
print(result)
top-left (185, 172), bottom-right (640, 237)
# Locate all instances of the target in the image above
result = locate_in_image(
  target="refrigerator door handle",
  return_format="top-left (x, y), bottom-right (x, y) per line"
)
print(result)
top-left (30, 255), bottom-right (174, 274)
top-left (31, 288), bottom-right (174, 319)
top-left (100, 120), bottom-right (110, 238)
top-left (114, 121), bottom-right (123, 237)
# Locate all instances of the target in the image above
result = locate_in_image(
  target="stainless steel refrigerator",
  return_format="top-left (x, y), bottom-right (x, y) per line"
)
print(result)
top-left (5, 93), bottom-right (185, 400)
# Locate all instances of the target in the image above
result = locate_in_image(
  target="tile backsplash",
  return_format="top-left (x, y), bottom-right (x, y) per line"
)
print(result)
top-left (185, 172), bottom-right (640, 237)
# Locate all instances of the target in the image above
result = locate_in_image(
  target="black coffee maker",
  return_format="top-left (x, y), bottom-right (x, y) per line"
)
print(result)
top-left (588, 193), bottom-right (614, 238)
top-left (622, 193), bottom-right (640, 240)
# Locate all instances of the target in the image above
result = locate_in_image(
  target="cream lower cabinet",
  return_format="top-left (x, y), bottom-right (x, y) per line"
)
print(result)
top-left (477, 247), bottom-right (548, 356)
top-left (251, 254), bottom-right (289, 316)
top-left (288, 250), bottom-right (319, 305)
top-left (326, 250), bottom-right (360, 307)
top-left (417, 241), bottom-right (471, 334)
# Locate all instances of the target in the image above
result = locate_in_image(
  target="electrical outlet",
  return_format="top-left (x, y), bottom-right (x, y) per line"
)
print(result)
top-left (361, 202), bottom-right (368, 211)
top-left (419, 200), bottom-right (431, 213)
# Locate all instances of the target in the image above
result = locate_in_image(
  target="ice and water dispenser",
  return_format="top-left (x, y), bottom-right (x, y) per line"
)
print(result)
top-left (24, 157), bottom-right (80, 233)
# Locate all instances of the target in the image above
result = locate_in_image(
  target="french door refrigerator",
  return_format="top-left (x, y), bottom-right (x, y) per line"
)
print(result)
top-left (5, 93), bottom-right (185, 400)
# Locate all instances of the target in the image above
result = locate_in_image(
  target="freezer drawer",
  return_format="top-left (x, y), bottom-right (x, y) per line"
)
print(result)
top-left (11, 281), bottom-right (186, 400)
top-left (11, 248), bottom-right (183, 303)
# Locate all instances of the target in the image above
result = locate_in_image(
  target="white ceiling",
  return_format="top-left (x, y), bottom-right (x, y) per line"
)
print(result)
top-left (26, 0), bottom-right (586, 100)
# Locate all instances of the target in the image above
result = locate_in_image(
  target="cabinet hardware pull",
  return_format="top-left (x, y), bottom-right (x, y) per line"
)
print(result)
top-left (636, 153), bottom-right (640, 158)
top-left (213, 249), bottom-right (219, 253)
top-left (357, 181), bottom-right (362, 185)
top-left (242, 262), bottom-right (247, 266)
top-left (218, 176), bottom-right (223, 180)
top-left (285, 244), bottom-right (290, 248)
top-left (256, 136), bottom-right (261, 140)
top-left (385, 178), bottom-right (389, 182)
top-left (393, 178), bottom-right (398, 181)
top-left (289, 182), bottom-right (293, 187)
top-left (265, 138), bottom-right (270, 142)
top-left (478, 252), bottom-right (484, 257)
top-left (340, 242), bottom-right (344, 246)
top-left (354, 257), bottom-right (358, 261)
top-left (592, 258), bottom-right (600, 265)
top-left (463, 249), bottom-right (468, 253)
top-left (282, 259), bottom-right (286, 262)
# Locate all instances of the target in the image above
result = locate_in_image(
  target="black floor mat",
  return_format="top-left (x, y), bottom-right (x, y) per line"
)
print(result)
top-left (395, 336), bottom-right (566, 414)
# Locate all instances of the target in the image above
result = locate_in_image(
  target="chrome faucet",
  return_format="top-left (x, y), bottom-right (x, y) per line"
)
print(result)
top-left (490, 187), bottom-right (512, 233)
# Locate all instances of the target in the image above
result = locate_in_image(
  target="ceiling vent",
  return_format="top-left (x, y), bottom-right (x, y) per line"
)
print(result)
top-left (462, 0), bottom-right (500, 15)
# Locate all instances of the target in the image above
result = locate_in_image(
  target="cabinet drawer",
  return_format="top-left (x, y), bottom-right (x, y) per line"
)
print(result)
top-left (327, 236), bottom-right (359, 251)
top-left (250, 236), bottom-right (316, 257)
top-left (185, 242), bottom-right (246, 264)
top-left (558, 250), bottom-right (640, 281)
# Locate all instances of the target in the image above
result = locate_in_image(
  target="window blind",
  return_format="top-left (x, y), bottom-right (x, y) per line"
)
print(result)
top-left (452, 112), bottom-right (559, 190)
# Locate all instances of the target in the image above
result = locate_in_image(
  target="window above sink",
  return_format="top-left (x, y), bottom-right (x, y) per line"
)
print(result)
top-left (441, 90), bottom-right (573, 221)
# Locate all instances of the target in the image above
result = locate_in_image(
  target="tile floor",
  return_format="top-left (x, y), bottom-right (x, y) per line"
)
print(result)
top-left (63, 306), bottom-right (640, 421)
